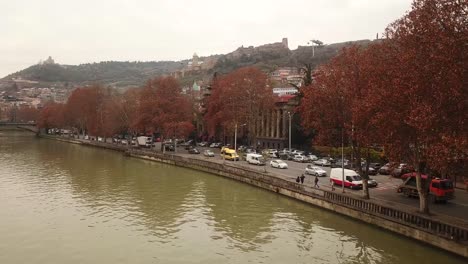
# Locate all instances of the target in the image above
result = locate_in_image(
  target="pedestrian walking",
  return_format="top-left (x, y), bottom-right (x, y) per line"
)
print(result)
top-left (300, 174), bottom-right (305, 184)
top-left (296, 176), bottom-right (300, 183)
top-left (330, 178), bottom-right (335, 191)
top-left (314, 175), bottom-right (319, 188)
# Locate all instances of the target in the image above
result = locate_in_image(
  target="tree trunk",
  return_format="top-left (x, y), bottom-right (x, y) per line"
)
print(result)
top-left (418, 187), bottom-right (430, 214)
top-left (361, 148), bottom-right (371, 199)
top-left (362, 179), bottom-right (369, 199)
top-left (414, 143), bottom-right (430, 214)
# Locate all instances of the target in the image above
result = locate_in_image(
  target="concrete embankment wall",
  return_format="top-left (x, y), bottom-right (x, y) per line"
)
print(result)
top-left (40, 135), bottom-right (468, 258)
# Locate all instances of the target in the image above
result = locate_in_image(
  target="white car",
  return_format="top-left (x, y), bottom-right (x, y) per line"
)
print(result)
top-left (203, 150), bottom-right (215, 157)
top-left (121, 139), bottom-right (128, 145)
top-left (270, 159), bottom-right (288, 169)
top-left (308, 155), bottom-right (319, 161)
top-left (314, 158), bottom-right (331, 166)
top-left (293, 155), bottom-right (309, 163)
top-left (305, 165), bottom-right (327, 177)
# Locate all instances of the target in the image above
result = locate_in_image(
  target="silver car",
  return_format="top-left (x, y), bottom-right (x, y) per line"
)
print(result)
top-left (270, 159), bottom-right (288, 169)
top-left (314, 158), bottom-right (331, 166)
top-left (203, 150), bottom-right (215, 157)
top-left (305, 165), bottom-right (327, 176)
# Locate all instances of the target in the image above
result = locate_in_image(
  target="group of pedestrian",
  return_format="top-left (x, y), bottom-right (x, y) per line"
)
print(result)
top-left (296, 174), bottom-right (320, 188)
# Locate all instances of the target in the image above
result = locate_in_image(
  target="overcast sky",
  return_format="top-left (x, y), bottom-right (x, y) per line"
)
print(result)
top-left (0, 0), bottom-right (413, 77)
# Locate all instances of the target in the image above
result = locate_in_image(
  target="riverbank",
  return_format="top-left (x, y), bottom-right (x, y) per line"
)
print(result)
top-left (39, 134), bottom-right (468, 258)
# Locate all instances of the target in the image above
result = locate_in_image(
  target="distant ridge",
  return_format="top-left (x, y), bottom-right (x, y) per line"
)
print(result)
top-left (0, 39), bottom-right (371, 90)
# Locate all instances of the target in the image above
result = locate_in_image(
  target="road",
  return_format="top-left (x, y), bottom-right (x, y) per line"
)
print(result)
top-left (171, 145), bottom-right (468, 221)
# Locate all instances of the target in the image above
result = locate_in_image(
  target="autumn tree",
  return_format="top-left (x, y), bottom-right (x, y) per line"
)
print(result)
top-left (300, 45), bottom-right (383, 199)
top-left (370, 0), bottom-right (468, 213)
top-left (38, 102), bottom-right (65, 131)
top-left (135, 76), bottom-right (194, 140)
top-left (205, 67), bottom-right (274, 146)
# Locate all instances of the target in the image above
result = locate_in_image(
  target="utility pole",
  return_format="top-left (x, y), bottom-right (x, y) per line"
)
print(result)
top-left (342, 127), bottom-right (345, 193)
top-left (234, 123), bottom-right (237, 151)
top-left (288, 112), bottom-right (292, 152)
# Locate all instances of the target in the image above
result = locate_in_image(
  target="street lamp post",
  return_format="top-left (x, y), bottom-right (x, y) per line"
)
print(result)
top-left (234, 123), bottom-right (246, 152)
top-left (288, 112), bottom-right (292, 152)
top-left (341, 128), bottom-right (345, 193)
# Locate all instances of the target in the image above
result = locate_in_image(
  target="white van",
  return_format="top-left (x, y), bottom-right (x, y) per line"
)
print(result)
top-left (246, 153), bottom-right (266, 165)
top-left (330, 168), bottom-right (363, 189)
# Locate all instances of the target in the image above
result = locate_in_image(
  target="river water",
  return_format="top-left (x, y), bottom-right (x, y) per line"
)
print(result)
top-left (0, 131), bottom-right (464, 264)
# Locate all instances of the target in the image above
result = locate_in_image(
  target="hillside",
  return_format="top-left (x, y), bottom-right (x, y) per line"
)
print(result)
top-left (1, 60), bottom-right (184, 89)
top-left (0, 39), bottom-right (372, 90)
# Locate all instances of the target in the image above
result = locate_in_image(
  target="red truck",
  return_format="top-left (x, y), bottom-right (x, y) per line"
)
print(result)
top-left (397, 173), bottom-right (455, 203)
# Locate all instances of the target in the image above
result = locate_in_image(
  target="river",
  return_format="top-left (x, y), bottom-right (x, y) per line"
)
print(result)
top-left (0, 131), bottom-right (464, 264)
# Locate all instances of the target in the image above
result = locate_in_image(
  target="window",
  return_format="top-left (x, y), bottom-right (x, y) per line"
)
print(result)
top-left (432, 182), bottom-right (440, 188)
top-left (440, 181), bottom-right (453, 189)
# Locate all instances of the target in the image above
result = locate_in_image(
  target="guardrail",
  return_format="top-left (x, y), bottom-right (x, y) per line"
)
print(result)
top-left (323, 191), bottom-right (468, 242)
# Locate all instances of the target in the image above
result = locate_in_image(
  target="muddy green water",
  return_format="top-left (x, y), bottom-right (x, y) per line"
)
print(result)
top-left (0, 131), bottom-right (464, 263)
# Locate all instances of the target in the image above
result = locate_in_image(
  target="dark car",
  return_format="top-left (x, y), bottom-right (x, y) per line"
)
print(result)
top-left (188, 148), bottom-right (200, 154)
top-left (370, 163), bottom-right (382, 171)
top-left (332, 159), bottom-right (351, 169)
top-left (164, 144), bottom-right (175, 151)
top-left (362, 166), bottom-right (377, 175)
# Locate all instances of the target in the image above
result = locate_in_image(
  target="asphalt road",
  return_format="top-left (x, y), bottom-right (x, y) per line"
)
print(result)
top-left (173, 145), bottom-right (468, 221)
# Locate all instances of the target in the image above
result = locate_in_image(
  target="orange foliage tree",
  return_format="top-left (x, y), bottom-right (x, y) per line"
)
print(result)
top-left (64, 84), bottom-right (124, 138)
top-left (134, 76), bottom-right (194, 139)
top-left (300, 0), bottom-right (467, 212)
top-left (205, 66), bottom-right (274, 145)
top-left (373, 0), bottom-right (467, 213)
top-left (300, 45), bottom-right (386, 199)
top-left (38, 102), bottom-right (65, 131)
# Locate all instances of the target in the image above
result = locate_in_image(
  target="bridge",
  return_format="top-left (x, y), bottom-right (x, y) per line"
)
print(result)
top-left (0, 122), bottom-right (38, 133)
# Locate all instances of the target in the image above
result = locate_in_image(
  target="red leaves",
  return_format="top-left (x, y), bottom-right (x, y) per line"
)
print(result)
top-left (134, 76), bottom-right (194, 138)
top-left (204, 66), bottom-right (274, 142)
top-left (38, 102), bottom-right (65, 129)
top-left (300, 0), bottom-right (467, 174)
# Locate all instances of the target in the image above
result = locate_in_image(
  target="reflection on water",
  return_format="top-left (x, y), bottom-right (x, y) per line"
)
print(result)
top-left (0, 131), bottom-right (464, 264)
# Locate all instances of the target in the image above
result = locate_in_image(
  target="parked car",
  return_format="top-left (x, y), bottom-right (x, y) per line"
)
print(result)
top-left (203, 149), bottom-right (215, 157)
top-left (367, 178), bottom-right (378, 187)
top-left (188, 148), bottom-right (200, 154)
top-left (210, 142), bottom-right (222, 148)
top-left (378, 163), bottom-right (395, 175)
top-left (293, 155), bottom-right (307, 163)
top-left (305, 165), bottom-right (327, 177)
top-left (369, 163), bottom-right (382, 171)
top-left (270, 159), bottom-right (288, 169)
top-left (363, 166), bottom-right (377, 175)
top-left (198, 141), bottom-right (208, 147)
top-left (164, 145), bottom-right (175, 151)
top-left (308, 155), bottom-right (319, 161)
top-left (332, 159), bottom-right (351, 168)
top-left (314, 159), bottom-right (331, 166)
top-left (391, 163), bottom-right (414, 178)
top-left (121, 139), bottom-right (128, 145)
